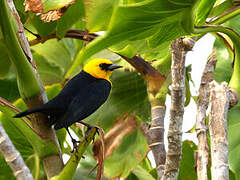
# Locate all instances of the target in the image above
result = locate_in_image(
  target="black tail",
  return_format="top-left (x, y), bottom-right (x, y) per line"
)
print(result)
top-left (14, 106), bottom-right (46, 118)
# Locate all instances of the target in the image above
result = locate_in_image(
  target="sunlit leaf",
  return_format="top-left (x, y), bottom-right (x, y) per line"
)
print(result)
top-left (195, 0), bottom-right (216, 25)
top-left (56, 0), bottom-right (85, 38)
top-left (179, 141), bottom-right (197, 180)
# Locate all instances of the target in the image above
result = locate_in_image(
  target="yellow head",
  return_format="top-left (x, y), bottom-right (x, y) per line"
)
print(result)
top-left (83, 59), bottom-right (122, 82)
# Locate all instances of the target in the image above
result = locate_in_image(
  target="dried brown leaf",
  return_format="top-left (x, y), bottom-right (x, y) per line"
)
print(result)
top-left (24, 0), bottom-right (75, 22)
top-left (24, 0), bottom-right (43, 13)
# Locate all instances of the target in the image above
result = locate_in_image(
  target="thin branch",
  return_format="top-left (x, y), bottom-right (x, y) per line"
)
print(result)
top-left (208, 81), bottom-right (230, 180)
top-left (163, 37), bottom-right (195, 180)
top-left (0, 97), bottom-right (42, 137)
top-left (0, 123), bottom-right (34, 180)
top-left (195, 51), bottom-right (217, 180)
top-left (29, 30), bottom-right (97, 46)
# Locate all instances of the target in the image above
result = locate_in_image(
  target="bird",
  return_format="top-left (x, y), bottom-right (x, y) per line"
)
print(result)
top-left (14, 58), bottom-right (122, 150)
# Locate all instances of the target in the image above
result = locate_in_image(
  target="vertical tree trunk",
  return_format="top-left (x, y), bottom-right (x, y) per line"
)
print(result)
top-left (163, 38), bottom-right (194, 180)
top-left (209, 81), bottom-right (230, 180)
top-left (146, 104), bottom-right (166, 178)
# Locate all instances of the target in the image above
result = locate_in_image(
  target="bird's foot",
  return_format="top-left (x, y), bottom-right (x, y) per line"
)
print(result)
top-left (85, 126), bottom-right (99, 143)
top-left (71, 138), bottom-right (81, 153)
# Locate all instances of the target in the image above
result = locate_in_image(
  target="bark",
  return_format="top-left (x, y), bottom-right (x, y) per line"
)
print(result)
top-left (0, 123), bottom-right (34, 180)
top-left (163, 38), bottom-right (194, 180)
top-left (209, 81), bottom-right (230, 180)
top-left (146, 105), bottom-right (166, 178)
top-left (196, 51), bottom-right (217, 180)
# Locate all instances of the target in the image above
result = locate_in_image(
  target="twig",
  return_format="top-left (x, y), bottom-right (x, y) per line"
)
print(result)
top-left (29, 30), bottom-right (97, 46)
top-left (163, 37), bottom-right (195, 180)
top-left (0, 97), bottom-right (43, 137)
top-left (195, 51), bottom-right (217, 180)
top-left (208, 81), bottom-right (230, 180)
top-left (0, 122), bottom-right (34, 180)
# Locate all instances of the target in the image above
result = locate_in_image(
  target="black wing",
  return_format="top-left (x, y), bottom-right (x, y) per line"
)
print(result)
top-left (54, 79), bottom-right (111, 129)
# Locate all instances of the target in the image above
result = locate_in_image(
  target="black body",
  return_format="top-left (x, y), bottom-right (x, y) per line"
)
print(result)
top-left (14, 71), bottom-right (111, 130)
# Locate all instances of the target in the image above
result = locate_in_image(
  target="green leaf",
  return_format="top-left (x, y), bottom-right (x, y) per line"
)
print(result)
top-left (131, 165), bottom-right (155, 180)
top-left (148, 22), bottom-right (186, 48)
top-left (0, 73), bottom-right (20, 102)
top-left (68, 0), bottom-right (195, 75)
top-left (0, 42), bottom-right (11, 79)
top-left (42, 0), bottom-right (75, 13)
top-left (209, 0), bottom-right (232, 18)
top-left (227, 14), bottom-right (240, 35)
top-left (212, 36), bottom-right (233, 82)
top-left (195, 0), bottom-right (216, 25)
top-left (86, 71), bottom-right (150, 129)
top-left (56, 0), bottom-right (85, 38)
top-left (0, 0), bottom-right (42, 99)
top-left (228, 103), bottom-right (240, 179)
top-left (33, 53), bottom-right (64, 85)
top-left (31, 39), bottom-right (75, 77)
top-left (0, 153), bottom-right (17, 180)
top-left (86, 0), bottom-right (119, 32)
top-left (179, 141), bottom-right (197, 180)
top-left (29, 14), bottom-right (57, 37)
top-left (104, 127), bottom-right (148, 178)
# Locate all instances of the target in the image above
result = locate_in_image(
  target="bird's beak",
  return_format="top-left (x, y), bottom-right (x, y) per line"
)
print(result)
top-left (107, 64), bottom-right (122, 71)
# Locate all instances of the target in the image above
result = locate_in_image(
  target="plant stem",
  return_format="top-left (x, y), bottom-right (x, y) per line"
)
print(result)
top-left (209, 6), bottom-right (240, 25)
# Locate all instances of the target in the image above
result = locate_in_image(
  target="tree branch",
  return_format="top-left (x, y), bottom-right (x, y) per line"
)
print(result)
top-left (0, 122), bottom-right (34, 180)
top-left (196, 51), bottom-right (217, 180)
top-left (163, 38), bottom-right (195, 180)
top-left (208, 81), bottom-right (230, 180)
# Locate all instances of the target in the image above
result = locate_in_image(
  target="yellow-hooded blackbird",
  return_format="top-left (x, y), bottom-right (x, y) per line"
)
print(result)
top-left (14, 58), bottom-right (122, 147)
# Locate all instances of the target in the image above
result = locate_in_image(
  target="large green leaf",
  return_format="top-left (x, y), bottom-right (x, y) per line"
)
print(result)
top-left (131, 165), bottom-right (155, 180)
top-left (209, 0), bottom-right (233, 18)
top-left (0, 42), bottom-right (11, 79)
top-left (227, 14), bottom-right (240, 35)
top-left (0, 73), bottom-right (20, 102)
top-left (86, 71), bottom-right (150, 130)
top-left (0, 153), bottom-right (16, 180)
top-left (69, 0), bottom-right (195, 74)
top-left (33, 53), bottom-right (63, 85)
top-left (228, 104), bottom-right (240, 179)
top-left (104, 127), bottom-right (148, 178)
top-left (29, 15), bottom-right (57, 37)
top-left (194, 0), bottom-right (216, 25)
top-left (179, 141), bottom-right (197, 180)
top-left (31, 38), bottom-right (76, 80)
top-left (56, 0), bottom-right (85, 38)
top-left (86, 0), bottom-right (119, 32)
top-left (212, 36), bottom-right (233, 82)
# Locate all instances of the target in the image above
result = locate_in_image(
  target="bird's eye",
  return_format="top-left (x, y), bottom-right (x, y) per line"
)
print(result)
top-left (99, 63), bottom-right (110, 70)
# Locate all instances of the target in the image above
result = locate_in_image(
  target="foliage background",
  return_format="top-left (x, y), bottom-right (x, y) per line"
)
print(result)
top-left (0, 0), bottom-right (240, 179)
